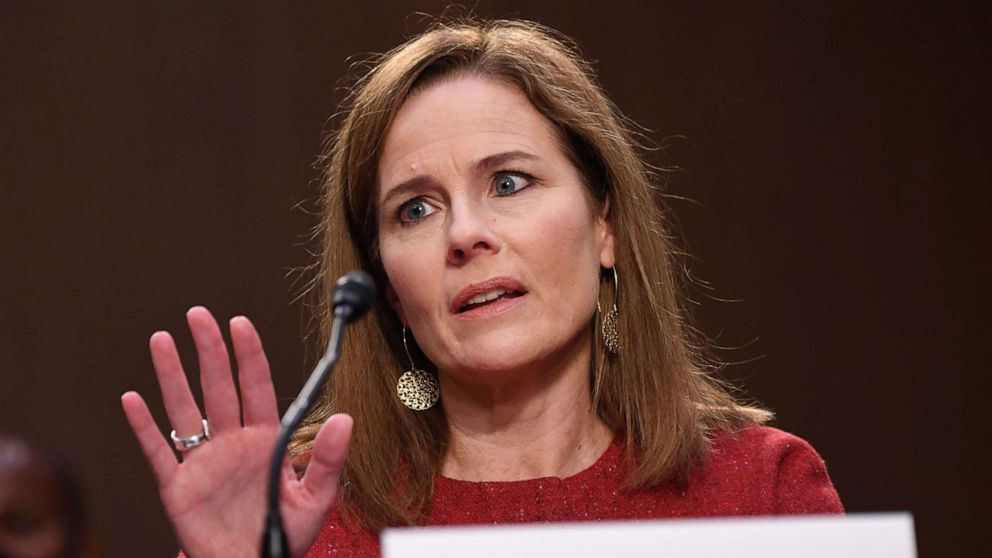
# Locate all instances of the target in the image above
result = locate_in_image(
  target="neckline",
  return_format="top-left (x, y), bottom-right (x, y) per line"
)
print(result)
top-left (435, 432), bottom-right (625, 488)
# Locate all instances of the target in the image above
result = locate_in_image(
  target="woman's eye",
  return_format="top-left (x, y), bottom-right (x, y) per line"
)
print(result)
top-left (399, 198), bottom-right (437, 223)
top-left (492, 172), bottom-right (530, 196)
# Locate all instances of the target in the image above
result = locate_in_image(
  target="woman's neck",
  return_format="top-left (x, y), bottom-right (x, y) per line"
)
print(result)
top-left (438, 346), bottom-right (612, 482)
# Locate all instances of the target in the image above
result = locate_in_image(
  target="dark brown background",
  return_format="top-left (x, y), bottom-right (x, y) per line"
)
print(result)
top-left (1, 1), bottom-right (988, 556)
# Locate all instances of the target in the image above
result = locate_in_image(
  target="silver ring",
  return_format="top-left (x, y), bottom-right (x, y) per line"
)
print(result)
top-left (170, 419), bottom-right (211, 451)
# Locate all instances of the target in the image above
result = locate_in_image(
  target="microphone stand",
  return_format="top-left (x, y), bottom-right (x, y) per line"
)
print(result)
top-left (260, 269), bottom-right (375, 558)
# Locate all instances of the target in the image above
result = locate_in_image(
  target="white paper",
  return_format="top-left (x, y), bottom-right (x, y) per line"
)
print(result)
top-left (382, 512), bottom-right (916, 558)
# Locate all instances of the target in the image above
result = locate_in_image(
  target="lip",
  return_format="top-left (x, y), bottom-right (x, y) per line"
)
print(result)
top-left (450, 276), bottom-right (528, 316)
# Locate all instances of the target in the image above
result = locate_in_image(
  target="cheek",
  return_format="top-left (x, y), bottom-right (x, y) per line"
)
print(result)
top-left (380, 238), bottom-right (439, 319)
top-left (528, 204), bottom-right (604, 305)
top-left (540, 203), bottom-right (602, 265)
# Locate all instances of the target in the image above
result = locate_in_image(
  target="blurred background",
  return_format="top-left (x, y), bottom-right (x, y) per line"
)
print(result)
top-left (1, 1), bottom-right (988, 556)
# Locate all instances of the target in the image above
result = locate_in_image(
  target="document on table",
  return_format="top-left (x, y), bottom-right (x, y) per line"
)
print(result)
top-left (382, 512), bottom-right (916, 558)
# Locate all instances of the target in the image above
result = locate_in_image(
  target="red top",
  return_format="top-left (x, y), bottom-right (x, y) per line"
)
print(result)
top-left (304, 426), bottom-right (843, 557)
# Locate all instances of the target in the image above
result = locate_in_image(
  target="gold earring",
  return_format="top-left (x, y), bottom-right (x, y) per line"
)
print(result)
top-left (396, 325), bottom-right (439, 411)
top-left (599, 267), bottom-right (620, 354)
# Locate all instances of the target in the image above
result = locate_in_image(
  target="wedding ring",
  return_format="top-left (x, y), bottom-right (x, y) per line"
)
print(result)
top-left (170, 419), bottom-right (211, 451)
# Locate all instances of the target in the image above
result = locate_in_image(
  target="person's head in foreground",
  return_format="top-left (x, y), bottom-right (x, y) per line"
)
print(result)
top-left (293, 17), bottom-right (773, 530)
top-left (0, 436), bottom-right (90, 558)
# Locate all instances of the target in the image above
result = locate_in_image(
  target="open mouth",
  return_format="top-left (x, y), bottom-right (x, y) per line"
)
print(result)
top-left (456, 288), bottom-right (525, 314)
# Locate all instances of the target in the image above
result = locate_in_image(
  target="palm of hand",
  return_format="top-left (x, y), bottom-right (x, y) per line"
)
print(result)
top-left (163, 428), bottom-right (275, 557)
top-left (122, 308), bottom-right (352, 558)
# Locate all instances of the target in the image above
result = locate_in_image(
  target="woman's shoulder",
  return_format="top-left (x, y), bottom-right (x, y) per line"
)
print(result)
top-left (691, 424), bottom-right (844, 515)
top-left (710, 424), bottom-right (823, 461)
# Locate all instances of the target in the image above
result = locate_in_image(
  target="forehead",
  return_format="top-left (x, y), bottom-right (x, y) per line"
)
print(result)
top-left (377, 75), bottom-right (565, 195)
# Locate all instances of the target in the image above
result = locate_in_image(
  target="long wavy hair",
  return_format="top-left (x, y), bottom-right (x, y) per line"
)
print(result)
top-left (290, 18), bottom-right (771, 533)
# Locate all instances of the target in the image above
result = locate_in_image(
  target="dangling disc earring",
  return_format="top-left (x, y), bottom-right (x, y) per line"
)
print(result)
top-left (396, 325), bottom-right (440, 411)
top-left (599, 267), bottom-right (621, 354)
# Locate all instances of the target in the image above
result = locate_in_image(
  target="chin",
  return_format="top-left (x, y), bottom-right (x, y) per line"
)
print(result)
top-left (442, 329), bottom-right (577, 377)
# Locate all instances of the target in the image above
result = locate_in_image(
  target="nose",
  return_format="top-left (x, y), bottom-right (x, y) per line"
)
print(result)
top-left (445, 200), bottom-right (500, 266)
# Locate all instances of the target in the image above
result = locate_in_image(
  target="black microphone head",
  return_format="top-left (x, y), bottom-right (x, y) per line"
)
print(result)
top-left (332, 271), bottom-right (377, 322)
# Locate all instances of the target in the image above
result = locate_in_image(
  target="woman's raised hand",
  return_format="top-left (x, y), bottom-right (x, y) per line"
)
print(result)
top-left (121, 307), bottom-right (352, 558)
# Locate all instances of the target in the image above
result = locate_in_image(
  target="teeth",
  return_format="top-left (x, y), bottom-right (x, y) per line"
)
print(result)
top-left (466, 288), bottom-right (507, 307)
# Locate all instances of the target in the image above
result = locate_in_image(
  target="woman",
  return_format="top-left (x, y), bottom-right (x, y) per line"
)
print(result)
top-left (122, 18), bottom-right (842, 558)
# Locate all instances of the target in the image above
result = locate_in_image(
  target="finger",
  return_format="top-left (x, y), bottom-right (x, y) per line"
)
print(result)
top-left (300, 414), bottom-right (353, 501)
top-left (121, 391), bottom-right (178, 486)
top-left (150, 331), bottom-right (205, 438)
top-left (229, 316), bottom-right (279, 426)
top-left (281, 453), bottom-right (299, 488)
top-left (186, 307), bottom-right (241, 433)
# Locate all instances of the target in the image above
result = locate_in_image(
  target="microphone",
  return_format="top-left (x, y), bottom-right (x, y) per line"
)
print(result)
top-left (331, 271), bottom-right (377, 323)
top-left (261, 271), bottom-right (376, 558)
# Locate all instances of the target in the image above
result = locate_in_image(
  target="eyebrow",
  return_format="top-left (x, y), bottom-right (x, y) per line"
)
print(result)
top-left (474, 150), bottom-right (540, 173)
top-left (380, 150), bottom-right (541, 209)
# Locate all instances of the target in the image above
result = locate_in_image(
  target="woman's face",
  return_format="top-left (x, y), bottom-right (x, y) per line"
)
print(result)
top-left (377, 75), bottom-right (614, 383)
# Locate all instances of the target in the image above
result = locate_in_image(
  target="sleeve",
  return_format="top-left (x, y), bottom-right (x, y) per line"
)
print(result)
top-left (771, 433), bottom-right (844, 514)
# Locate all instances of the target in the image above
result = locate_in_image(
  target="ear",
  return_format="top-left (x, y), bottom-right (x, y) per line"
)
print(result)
top-left (385, 281), bottom-right (407, 324)
top-left (595, 198), bottom-right (616, 269)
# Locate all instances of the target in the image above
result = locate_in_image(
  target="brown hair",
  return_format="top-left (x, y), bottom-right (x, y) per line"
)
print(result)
top-left (290, 18), bottom-right (771, 532)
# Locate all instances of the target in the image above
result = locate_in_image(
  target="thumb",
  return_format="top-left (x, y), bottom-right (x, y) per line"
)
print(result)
top-left (300, 413), bottom-right (353, 503)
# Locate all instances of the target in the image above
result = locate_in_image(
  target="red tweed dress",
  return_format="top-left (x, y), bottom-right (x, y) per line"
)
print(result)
top-left (302, 426), bottom-right (843, 557)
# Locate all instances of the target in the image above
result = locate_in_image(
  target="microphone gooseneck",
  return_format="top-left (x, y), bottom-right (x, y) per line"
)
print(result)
top-left (261, 271), bottom-right (376, 558)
